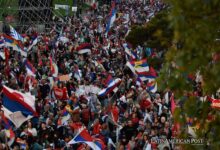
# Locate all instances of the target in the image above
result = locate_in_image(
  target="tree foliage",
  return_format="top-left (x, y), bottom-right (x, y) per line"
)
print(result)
top-left (160, 0), bottom-right (220, 149)
top-left (126, 9), bottom-right (173, 50)
top-left (127, 0), bottom-right (220, 149)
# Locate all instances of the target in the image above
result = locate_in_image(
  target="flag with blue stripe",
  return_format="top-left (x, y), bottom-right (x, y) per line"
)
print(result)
top-left (68, 127), bottom-right (105, 150)
top-left (9, 25), bottom-right (24, 42)
top-left (146, 79), bottom-right (157, 93)
top-left (106, 2), bottom-right (116, 34)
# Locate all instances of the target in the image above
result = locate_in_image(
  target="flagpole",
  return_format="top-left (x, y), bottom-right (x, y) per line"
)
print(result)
top-left (107, 65), bottom-right (127, 103)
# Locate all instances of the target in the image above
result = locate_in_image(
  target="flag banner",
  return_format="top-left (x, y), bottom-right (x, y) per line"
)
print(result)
top-left (126, 59), bottom-right (149, 75)
top-left (146, 79), bottom-right (157, 93)
top-left (0, 39), bottom-right (4, 48)
top-left (50, 56), bottom-right (59, 77)
top-left (68, 128), bottom-right (104, 150)
top-left (27, 36), bottom-right (38, 51)
top-left (3, 34), bottom-right (26, 57)
top-left (53, 87), bottom-right (64, 100)
top-left (76, 43), bottom-right (93, 54)
top-left (138, 67), bottom-right (157, 81)
top-left (1, 113), bottom-right (15, 146)
top-left (123, 43), bottom-right (138, 60)
top-left (207, 96), bottom-right (220, 109)
top-left (24, 59), bottom-right (36, 77)
top-left (2, 85), bottom-right (37, 128)
top-left (171, 93), bottom-right (176, 114)
top-left (9, 25), bottom-right (24, 42)
top-left (98, 78), bottom-right (121, 97)
top-left (106, 2), bottom-right (116, 34)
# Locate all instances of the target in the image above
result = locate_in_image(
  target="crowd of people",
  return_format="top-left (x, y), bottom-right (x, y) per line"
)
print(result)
top-left (0, 0), bottom-right (178, 150)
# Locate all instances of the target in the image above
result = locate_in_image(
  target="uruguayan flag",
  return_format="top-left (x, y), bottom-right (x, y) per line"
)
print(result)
top-left (10, 25), bottom-right (24, 42)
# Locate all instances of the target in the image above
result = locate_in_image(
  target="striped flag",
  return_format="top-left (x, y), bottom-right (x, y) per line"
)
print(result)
top-left (0, 39), bottom-right (4, 48)
top-left (50, 56), bottom-right (58, 78)
top-left (3, 34), bottom-right (26, 57)
top-left (106, 1), bottom-right (116, 34)
top-left (123, 43), bottom-right (138, 60)
top-left (0, 113), bottom-right (15, 146)
top-left (76, 43), bottom-right (93, 54)
top-left (138, 67), bottom-right (157, 81)
top-left (9, 25), bottom-right (24, 42)
top-left (58, 107), bottom-right (71, 126)
top-left (68, 127), bottom-right (104, 150)
top-left (24, 59), bottom-right (36, 77)
top-left (126, 59), bottom-right (149, 75)
top-left (27, 36), bottom-right (38, 51)
top-left (146, 79), bottom-right (157, 93)
top-left (2, 86), bottom-right (37, 128)
top-left (98, 78), bottom-right (121, 97)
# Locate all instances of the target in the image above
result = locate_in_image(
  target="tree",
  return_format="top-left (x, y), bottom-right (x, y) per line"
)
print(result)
top-left (127, 0), bottom-right (220, 149)
top-left (126, 9), bottom-right (173, 70)
top-left (126, 9), bottom-right (173, 51)
top-left (160, 0), bottom-right (220, 149)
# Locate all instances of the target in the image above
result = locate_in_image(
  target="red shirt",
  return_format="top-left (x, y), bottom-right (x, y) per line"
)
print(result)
top-left (140, 98), bottom-right (151, 110)
top-left (93, 122), bottom-right (101, 135)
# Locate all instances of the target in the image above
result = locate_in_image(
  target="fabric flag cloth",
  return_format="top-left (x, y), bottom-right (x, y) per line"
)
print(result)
top-left (50, 56), bottom-right (58, 77)
top-left (58, 108), bottom-right (71, 126)
top-left (0, 47), bottom-right (9, 61)
top-left (123, 43), bottom-right (138, 60)
top-left (106, 1), bottom-right (116, 34)
top-left (171, 93), bottom-right (176, 114)
top-left (2, 86), bottom-right (37, 128)
top-left (0, 39), bottom-right (4, 48)
top-left (111, 105), bottom-right (119, 124)
top-left (136, 77), bottom-right (143, 87)
top-left (126, 59), bottom-right (149, 75)
top-left (0, 51), bottom-right (5, 60)
top-left (68, 127), bottom-right (104, 150)
top-left (3, 34), bottom-right (26, 57)
top-left (93, 138), bottom-right (106, 150)
top-left (24, 59), bottom-right (36, 77)
top-left (98, 78), bottom-right (121, 97)
top-left (58, 36), bottom-right (69, 43)
top-left (0, 114), bottom-right (15, 146)
top-left (27, 36), bottom-right (38, 51)
top-left (104, 75), bottom-right (114, 87)
top-left (146, 79), bottom-right (157, 93)
top-left (24, 75), bottom-right (35, 91)
top-left (71, 66), bottom-right (82, 81)
top-left (207, 96), bottom-right (220, 109)
top-left (76, 43), bottom-right (93, 54)
top-left (9, 25), bottom-right (24, 42)
top-left (138, 67), bottom-right (157, 81)
top-left (53, 87), bottom-right (64, 100)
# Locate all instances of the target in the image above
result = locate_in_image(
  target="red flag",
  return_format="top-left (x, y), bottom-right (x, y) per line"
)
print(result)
top-left (92, 121), bottom-right (101, 135)
top-left (171, 93), bottom-right (176, 114)
top-left (53, 87), bottom-right (64, 100)
top-left (172, 122), bottom-right (180, 137)
top-left (207, 96), bottom-right (220, 109)
top-left (111, 105), bottom-right (119, 123)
